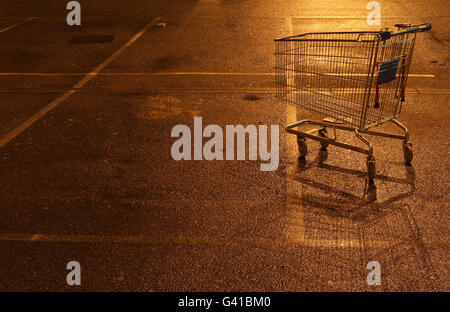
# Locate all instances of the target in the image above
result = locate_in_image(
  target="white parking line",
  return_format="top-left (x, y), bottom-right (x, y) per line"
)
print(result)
top-left (0, 88), bottom-right (448, 94)
top-left (191, 15), bottom-right (450, 19)
top-left (285, 16), bottom-right (306, 243)
top-left (0, 17), bottom-right (36, 34)
top-left (0, 72), bottom-right (436, 77)
top-left (0, 17), bottom-right (161, 149)
top-left (0, 232), bottom-right (447, 249)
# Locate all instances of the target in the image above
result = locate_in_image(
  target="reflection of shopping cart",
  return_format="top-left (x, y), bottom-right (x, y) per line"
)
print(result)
top-left (275, 24), bottom-right (431, 201)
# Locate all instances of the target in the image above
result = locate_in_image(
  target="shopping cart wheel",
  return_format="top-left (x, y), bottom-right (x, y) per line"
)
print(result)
top-left (367, 182), bottom-right (377, 202)
top-left (298, 155), bottom-right (306, 166)
top-left (297, 136), bottom-right (307, 157)
top-left (403, 141), bottom-right (413, 166)
top-left (318, 148), bottom-right (328, 165)
top-left (318, 128), bottom-right (329, 165)
top-left (367, 157), bottom-right (376, 182)
top-left (318, 128), bottom-right (329, 149)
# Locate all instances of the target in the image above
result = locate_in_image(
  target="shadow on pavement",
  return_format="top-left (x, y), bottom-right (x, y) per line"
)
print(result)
top-left (290, 158), bottom-right (416, 215)
top-left (287, 161), bottom-right (440, 290)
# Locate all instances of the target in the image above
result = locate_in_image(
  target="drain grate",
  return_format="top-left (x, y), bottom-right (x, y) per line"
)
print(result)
top-left (69, 35), bottom-right (115, 44)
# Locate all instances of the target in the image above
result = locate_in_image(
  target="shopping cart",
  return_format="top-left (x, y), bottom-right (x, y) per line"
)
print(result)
top-left (275, 23), bottom-right (431, 201)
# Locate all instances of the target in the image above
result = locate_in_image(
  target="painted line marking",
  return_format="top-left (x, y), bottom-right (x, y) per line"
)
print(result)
top-left (0, 16), bottom-right (116, 20)
top-left (0, 72), bottom-right (277, 76)
top-left (72, 17), bottom-right (160, 89)
top-left (290, 16), bottom-right (421, 19)
top-left (0, 17), bottom-right (161, 149)
top-left (289, 15), bottom-right (450, 19)
top-left (0, 17), bottom-right (36, 34)
top-left (0, 233), bottom-right (447, 249)
top-left (0, 72), bottom-right (436, 78)
top-left (0, 88), bottom-right (448, 94)
top-left (191, 15), bottom-right (450, 19)
top-left (285, 16), bottom-right (305, 243)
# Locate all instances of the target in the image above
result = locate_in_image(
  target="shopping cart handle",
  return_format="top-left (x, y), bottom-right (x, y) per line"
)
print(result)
top-left (381, 23), bottom-right (432, 40)
top-left (417, 23), bottom-right (432, 32)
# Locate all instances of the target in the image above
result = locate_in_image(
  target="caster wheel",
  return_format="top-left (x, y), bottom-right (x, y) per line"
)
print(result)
top-left (318, 148), bottom-right (328, 165)
top-left (318, 128), bottom-right (328, 137)
top-left (403, 142), bottom-right (413, 166)
top-left (297, 136), bottom-right (307, 158)
top-left (298, 155), bottom-right (306, 167)
top-left (367, 157), bottom-right (376, 181)
top-left (367, 182), bottom-right (377, 202)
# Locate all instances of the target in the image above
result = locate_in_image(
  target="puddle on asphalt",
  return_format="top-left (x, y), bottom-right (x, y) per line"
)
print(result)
top-left (138, 95), bottom-right (201, 120)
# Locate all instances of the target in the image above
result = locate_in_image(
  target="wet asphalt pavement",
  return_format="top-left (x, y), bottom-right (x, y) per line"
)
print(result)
top-left (0, 1), bottom-right (448, 291)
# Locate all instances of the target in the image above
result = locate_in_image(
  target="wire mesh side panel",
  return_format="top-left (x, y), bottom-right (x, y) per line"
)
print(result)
top-left (275, 33), bottom-right (378, 129)
top-left (363, 32), bottom-right (417, 129)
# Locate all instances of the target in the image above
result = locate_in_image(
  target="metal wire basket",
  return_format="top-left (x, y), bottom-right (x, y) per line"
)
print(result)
top-left (275, 24), bottom-right (431, 130)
